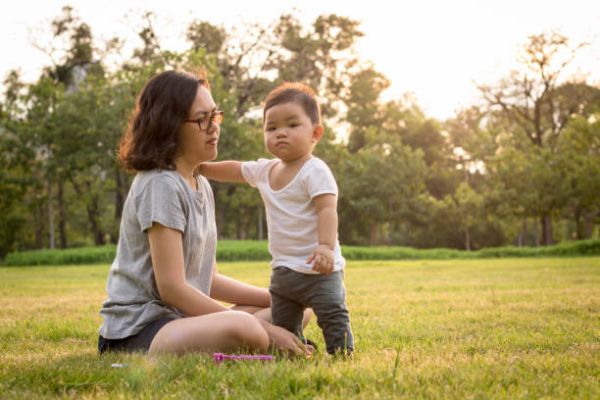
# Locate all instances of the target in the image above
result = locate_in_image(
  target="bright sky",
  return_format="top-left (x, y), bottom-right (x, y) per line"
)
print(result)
top-left (1, 0), bottom-right (599, 120)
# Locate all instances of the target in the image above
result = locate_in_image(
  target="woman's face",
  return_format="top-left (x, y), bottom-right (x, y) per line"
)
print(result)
top-left (177, 85), bottom-right (221, 165)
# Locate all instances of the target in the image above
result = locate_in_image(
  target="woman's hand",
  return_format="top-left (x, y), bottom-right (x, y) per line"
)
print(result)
top-left (258, 320), bottom-right (312, 357)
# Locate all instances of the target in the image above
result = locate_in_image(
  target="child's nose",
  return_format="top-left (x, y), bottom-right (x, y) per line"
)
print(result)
top-left (276, 128), bottom-right (287, 138)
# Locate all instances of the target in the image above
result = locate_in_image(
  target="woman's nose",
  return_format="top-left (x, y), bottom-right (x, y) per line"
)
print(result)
top-left (207, 122), bottom-right (219, 135)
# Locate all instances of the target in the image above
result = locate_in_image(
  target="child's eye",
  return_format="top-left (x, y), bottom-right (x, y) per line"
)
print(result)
top-left (289, 123), bottom-right (299, 128)
top-left (266, 126), bottom-right (276, 132)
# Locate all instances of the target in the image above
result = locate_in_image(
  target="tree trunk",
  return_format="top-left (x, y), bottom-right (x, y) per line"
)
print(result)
top-left (574, 206), bottom-right (584, 240)
top-left (226, 186), bottom-right (237, 239)
top-left (584, 210), bottom-right (598, 239)
top-left (69, 176), bottom-right (105, 246)
top-left (533, 218), bottom-right (540, 246)
top-left (47, 178), bottom-right (55, 249)
top-left (465, 226), bottom-right (471, 251)
top-left (540, 214), bottom-right (553, 246)
top-left (236, 210), bottom-right (244, 240)
top-left (369, 223), bottom-right (378, 245)
top-left (87, 195), bottom-right (105, 245)
top-left (518, 217), bottom-right (527, 247)
top-left (57, 179), bottom-right (68, 248)
top-left (257, 206), bottom-right (264, 241)
top-left (211, 185), bottom-right (224, 239)
top-left (35, 202), bottom-right (44, 249)
top-left (111, 168), bottom-right (126, 243)
top-left (114, 168), bottom-right (126, 221)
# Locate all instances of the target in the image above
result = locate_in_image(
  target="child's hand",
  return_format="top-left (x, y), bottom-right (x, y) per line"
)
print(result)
top-left (307, 245), bottom-right (335, 275)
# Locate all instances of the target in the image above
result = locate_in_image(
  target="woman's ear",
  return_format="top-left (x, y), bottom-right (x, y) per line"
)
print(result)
top-left (312, 125), bottom-right (325, 143)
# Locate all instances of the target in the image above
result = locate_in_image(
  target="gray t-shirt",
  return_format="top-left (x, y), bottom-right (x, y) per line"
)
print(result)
top-left (99, 170), bottom-right (217, 339)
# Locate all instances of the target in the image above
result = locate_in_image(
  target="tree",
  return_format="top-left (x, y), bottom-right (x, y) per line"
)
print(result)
top-left (345, 67), bottom-right (390, 152)
top-left (478, 31), bottom-right (589, 245)
top-left (338, 128), bottom-right (427, 245)
top-left (2, 10), bottom-right (597, 253)
top-left (451, 182), bottom-right (485, 250)
top-left (271, 14), bottom-right (364, 120)
top-left (558, 115), bottom-right (600, 239)
top-left (0, 71), bottom-right (31, 256)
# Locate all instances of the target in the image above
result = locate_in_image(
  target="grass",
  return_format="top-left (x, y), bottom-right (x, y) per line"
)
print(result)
top-left (0, 257), bottom-right (599, 399)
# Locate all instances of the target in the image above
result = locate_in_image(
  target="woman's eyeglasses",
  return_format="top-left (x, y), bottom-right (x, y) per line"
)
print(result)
top-left (184, 110), bottom-right (224, 131)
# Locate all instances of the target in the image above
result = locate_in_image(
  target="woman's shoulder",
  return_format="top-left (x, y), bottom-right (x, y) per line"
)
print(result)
top-left (196, 174), bottom-right (212, 190)
top-left (129, 170), bottom-right (191, 215)
top-left (132, 170), bottom-right (184, 195)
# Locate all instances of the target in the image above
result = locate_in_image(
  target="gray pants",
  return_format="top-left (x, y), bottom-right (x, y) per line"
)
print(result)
top-left (269, 267), bottom-right (354, 355)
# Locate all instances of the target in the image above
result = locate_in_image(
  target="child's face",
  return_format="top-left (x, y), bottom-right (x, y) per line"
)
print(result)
top-left (263, 102), bottom-right (322, 162)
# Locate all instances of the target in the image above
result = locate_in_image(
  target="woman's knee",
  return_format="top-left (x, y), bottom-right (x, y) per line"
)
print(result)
top-left (226, 311), bottom-right (269, 351)
top-left (149, 312), bottom-right (269, 354)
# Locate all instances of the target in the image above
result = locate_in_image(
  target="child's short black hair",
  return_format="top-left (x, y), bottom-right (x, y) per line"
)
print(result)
top-left (263, 82), bottom-right (321, 125)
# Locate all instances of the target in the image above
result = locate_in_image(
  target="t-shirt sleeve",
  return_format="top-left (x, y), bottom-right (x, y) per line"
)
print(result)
top-left (306, 161), bottom-right (338, 199)
top-left (241, 158), bottom-right (271, 188)
top-left (135, 176), bottom-right (187, 233)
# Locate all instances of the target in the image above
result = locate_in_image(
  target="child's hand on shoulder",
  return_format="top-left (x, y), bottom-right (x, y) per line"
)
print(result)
top-left (307, 244), bottom-right (335, 275)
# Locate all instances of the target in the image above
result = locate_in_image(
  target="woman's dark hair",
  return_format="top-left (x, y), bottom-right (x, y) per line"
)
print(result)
top-left (263, 82), bottom-right (321, 125)
top-left (118, 70), bottom-right (209, 172)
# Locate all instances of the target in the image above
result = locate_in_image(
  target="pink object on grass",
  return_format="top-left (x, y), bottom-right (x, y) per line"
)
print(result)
top-left (213, 353), bottom-right (274, 364)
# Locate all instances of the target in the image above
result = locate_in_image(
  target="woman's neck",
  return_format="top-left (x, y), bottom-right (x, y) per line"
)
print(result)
top-left (174, 157), bottom-right (198, 190)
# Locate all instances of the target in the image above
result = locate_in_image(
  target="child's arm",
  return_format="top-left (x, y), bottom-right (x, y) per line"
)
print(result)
top-left (198, 161), bottom-right (246, 183)
top-left (306, 194), bottom-right (338, 275)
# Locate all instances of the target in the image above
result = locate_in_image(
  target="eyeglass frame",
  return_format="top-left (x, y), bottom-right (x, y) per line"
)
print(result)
top-left (184, 109), bottom-right (224, 131)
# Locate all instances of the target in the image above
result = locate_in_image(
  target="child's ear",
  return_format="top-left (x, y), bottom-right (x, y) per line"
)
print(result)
top-left (312, 125), bottom-right (324, 143)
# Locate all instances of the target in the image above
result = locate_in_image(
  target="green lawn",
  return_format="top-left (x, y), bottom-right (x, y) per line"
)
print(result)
top-left (1, 258), bottom-right (599, 399)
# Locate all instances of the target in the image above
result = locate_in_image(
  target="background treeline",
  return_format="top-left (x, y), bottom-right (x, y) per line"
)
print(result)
top-left (4, 239), bottom-right (600, 267)
top-left (1, 7), bottom-right (599, 258)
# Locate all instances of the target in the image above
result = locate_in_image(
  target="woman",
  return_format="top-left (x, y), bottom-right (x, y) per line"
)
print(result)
top-left (98, 70), bottom-right (310, 355)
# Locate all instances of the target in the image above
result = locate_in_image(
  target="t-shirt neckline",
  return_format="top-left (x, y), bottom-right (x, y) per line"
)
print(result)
top-left (267, 156), bottom-right (314, 193)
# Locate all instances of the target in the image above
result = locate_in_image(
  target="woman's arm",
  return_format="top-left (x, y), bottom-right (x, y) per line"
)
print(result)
top-left (148, 223), bottom-right (230, 315)
top-left (198, 161), bottom-right (246, 183)
top-left (149, 224), bottom-right (311, 355)
top-left (210, 267), bottom-right (271, 307)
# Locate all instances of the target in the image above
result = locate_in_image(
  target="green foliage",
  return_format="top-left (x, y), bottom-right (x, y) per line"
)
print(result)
top-left (0, 9), bottom-right (598, 254)
top-left (3, 245), bottom-right (116, 266)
